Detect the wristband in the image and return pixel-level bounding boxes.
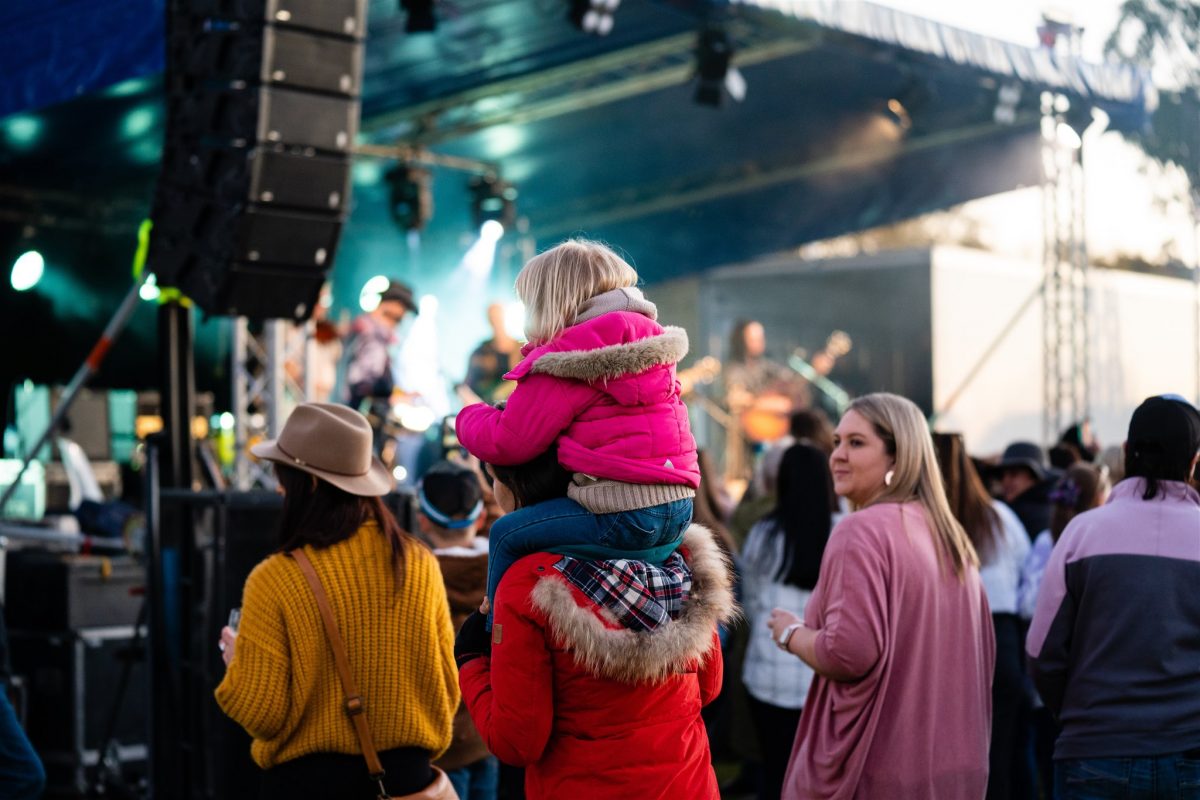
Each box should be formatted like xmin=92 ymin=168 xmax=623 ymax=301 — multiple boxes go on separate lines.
xmin=775 ymin=621 xmax=805 ymax=651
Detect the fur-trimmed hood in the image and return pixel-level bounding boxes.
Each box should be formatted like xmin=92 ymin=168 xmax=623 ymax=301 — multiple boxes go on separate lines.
xmin=529 ymin=326 xmax=687 ymax=383
xmin=505 ymin=310 xmax=688 ymax=384
xmin=529 ymin=524 xmax=738 ymax=685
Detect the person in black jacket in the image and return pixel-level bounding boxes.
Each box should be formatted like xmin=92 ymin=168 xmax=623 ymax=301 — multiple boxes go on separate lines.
xmin=993 ymin=441 xmax=1056 ymax=540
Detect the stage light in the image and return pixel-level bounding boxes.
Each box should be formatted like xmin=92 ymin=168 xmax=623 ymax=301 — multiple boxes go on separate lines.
xmin=359 ymin=275 xmax=391 ymax=312
xmin=121 ymin=105 xmax=158 ymax=139
xmin=140 ymin=273 xmax=161 ymax=302
xmin=480 ymin=220 xmax=505 ymax=241
xmin=392 ymin=465 xmax=409 ymax=481
xmin=993 ymin=83 xmax=1022 ymax=125
xmin=402 ymin=0 xmax=437 ymax=32
xmin=10 ymin=250 xmax=44 ymax=292
xmin=569 ymin=0 xmax=621 ymax=36
xmin=1056 ymin=122 xmax=1082 ymax=150
xmin=885 ymin=98 xmax=912 ymax=130
xmin=386 ymin=164 xmax=434 ymax=231
xmin=884 ymin=78 xmax=934 ymax=132
xmin=694 ymin=27 xmax=732 ymax=107
xmin=2 ymin=114 xmax=43 ymax=151
xmin=469 ymin=175 xmax=517 ymax=231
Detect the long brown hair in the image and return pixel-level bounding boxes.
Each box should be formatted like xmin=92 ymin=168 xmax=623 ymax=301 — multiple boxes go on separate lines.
xmin=274 ymin=463 xmax=410 ymax=586
xmin=847 ymin=394 xmax=979 ymax=578
xmin=932 ymin=432 xmax=1002 ymax=563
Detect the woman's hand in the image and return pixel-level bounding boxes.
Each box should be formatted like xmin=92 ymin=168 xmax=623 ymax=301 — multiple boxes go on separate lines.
xmin=767 ymin=607 xmax=803 ymax=645
xmin=218 ymin=626 xmax=237 ymax=666
xmin=479 ymin=597 xmax=491 ymax=615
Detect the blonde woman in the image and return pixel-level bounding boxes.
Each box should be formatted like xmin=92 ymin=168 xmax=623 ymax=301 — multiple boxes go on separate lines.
xmin=767 ymin=393 xmax=994 ymax=799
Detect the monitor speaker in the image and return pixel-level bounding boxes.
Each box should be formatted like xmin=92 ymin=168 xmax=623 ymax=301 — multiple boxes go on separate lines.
xmin=149 ymin=0 xmax=367 ymax=321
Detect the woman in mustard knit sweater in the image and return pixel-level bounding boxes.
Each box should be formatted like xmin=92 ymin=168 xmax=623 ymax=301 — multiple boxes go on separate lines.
xmin=215 ymin=403 xmax=459 ymax=798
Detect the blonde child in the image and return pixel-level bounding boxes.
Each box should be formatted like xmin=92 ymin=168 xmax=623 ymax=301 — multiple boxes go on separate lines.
xmin=454 ymin=239 xmax=699 ymax=624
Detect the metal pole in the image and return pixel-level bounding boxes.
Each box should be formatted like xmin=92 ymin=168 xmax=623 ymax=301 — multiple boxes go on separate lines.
xmin=1194 ymin=193 xmax=1200 ymax=405
xmin=264 ymin=319 xmax=287 ymax=437
xmin=303 ymin=320 xmax=317 ymax=402
xmin=0 ymin=278 xmax=145 ymax=514
xmin=232 ymin=319 xmax=250 ymax=490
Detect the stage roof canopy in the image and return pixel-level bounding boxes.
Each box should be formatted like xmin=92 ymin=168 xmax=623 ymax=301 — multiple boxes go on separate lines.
xmin=0 ymin=0 xmax=1156 ymax=282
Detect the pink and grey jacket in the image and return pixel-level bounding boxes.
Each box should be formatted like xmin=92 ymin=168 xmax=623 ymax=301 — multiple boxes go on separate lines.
xmin=454 ymin=288 xmax=699 ymax=490
xmin=1026 ymin=477 xmax=1200 ymax=759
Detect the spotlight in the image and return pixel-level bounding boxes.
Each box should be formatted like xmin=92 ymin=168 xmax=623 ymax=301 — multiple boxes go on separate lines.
xmin=359 ymin=275 xmax=391 ymax=312
xmin=469 ymin=175 xmax=517 ymax=232
xmin=386 ymin=164 xmax=433 ymax=232
xmin=694 ymin=27 xmax=732 ymax=107
xmin=569 ymin=0 xmax=621 ymax=36
xmin=993 ymin=83 xmax=1022 ymax=125
xmin=10 ymin=250 xmax=44 ymax=292
xmin=402 ymin=0 xmax=437 ymax=33
xmin=884 ymin=77 xmax=935 ymax=132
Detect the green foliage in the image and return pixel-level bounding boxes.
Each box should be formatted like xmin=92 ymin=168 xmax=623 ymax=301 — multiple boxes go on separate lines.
xmin=1104 ymin=1 xmax=1200 ymax=191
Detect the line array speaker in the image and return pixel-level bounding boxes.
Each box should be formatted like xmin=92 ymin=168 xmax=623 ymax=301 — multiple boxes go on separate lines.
xmin=149 ymin=0 xmax=367 ymax=321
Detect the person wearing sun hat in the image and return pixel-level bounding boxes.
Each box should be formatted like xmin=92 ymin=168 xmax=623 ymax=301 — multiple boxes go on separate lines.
xmin=1027 ymin=394 xmax=1200 ymax=798
xmin=214 ymin=403 xmax=459 ymax=799
xmin=342 ymin=278 xmax=419 ymax=413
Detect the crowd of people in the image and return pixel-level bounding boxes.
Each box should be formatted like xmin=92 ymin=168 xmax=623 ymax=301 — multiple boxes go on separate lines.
xmin=199 ymin=238 xmax=1200 ymax=800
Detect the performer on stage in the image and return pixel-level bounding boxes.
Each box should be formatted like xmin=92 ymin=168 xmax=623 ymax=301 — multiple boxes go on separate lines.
xmin=341 ymin=280 xmax=417 ymax=414
xmin=722 ymin=320 xmax=810 ymax=480
xmin=462 ymin=303 xmax=521 ymax=406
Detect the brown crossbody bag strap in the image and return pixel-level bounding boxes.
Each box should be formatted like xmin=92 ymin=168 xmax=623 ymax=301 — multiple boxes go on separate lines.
xmin=290 ymin=548 xmax=388 ymax=792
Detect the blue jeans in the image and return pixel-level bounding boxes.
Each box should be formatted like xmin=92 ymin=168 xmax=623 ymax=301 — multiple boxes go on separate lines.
xmin=0 ymin=691 xmax=44 ymax=800
xmin=485 ymin=497 xmax=692 ymax=628
xmin=445 ymin=756 xmax=499 ymax=800
xmin=1056 ymin=754 xmax=1200 ymax=799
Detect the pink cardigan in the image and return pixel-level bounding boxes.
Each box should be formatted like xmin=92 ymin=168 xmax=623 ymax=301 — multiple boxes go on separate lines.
xmin=454 ymin=310 xmax=699 ymax=489
xmin=784 ymin=502 xmax=994 ymax=799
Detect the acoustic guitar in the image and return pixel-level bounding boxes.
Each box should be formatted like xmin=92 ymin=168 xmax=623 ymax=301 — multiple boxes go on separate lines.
xmin=737 ymin=331 xmax=853 ymax=444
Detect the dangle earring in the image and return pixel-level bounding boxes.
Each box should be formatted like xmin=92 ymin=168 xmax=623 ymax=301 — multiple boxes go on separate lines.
xmin=884 ymin=469 xmax=895 ymax=487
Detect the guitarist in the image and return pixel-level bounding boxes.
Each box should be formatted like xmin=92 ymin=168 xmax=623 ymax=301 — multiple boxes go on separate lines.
xmin=722 ymin=320 xmax=811 ymax=480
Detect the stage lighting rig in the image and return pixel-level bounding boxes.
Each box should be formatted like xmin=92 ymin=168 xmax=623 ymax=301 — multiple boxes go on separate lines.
xmin=469 ymin=175 xmax=517 ymax=233
xmin=569 ymin=0 xmax=621 ymax=36
xmin=402 ymin=0 xmax=437 ymax=33
xmin=387 ymin=164 xmax=434 ymax=231
xmin=694 ymin=26 xmax=733 ymax=107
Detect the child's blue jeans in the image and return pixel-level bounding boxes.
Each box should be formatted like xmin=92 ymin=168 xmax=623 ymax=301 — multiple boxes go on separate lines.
xmin=484 ymin=497 xmax=693 ymax=629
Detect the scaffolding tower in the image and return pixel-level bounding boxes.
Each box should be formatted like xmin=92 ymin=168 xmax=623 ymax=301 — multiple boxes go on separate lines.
xmin=231 ymin=318 xmax=312 ymax=489
xmin=1041 ymin=90 xmax=1090 ymax=445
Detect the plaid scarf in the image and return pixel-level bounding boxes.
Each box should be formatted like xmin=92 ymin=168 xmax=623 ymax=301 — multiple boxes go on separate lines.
xmin=554 ymin=551 xmax=692 ymax=632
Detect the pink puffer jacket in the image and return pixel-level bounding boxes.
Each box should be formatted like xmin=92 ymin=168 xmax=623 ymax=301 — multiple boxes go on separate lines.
xmin=455 ymin=305 xmax=698 ymax=489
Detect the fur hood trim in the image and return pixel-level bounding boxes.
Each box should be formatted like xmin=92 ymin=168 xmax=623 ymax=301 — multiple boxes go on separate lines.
xmin=529 ymin=326 xmax=688 ymax=382
xmin=529 ymin=524 xmax=738 ymax=685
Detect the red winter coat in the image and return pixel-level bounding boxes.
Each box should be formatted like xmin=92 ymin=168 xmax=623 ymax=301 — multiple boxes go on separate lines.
xmin=454 ymin=309 xmax=700 ymax=489
xmin=459 ymin=525 xmax=736 ymax=799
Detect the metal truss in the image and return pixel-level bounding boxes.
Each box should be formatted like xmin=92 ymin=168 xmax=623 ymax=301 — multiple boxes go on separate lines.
xmin=1041 ymin=92 xmax=1090 ymax=445
xmin=362 ymin=22 xmax=819 ymax=145
xmin=230 ymin=318 xmax=311 ymax=490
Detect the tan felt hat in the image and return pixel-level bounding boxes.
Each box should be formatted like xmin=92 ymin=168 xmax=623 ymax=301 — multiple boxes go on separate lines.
xmin=250 ymin=403 xmax=394 ymax=497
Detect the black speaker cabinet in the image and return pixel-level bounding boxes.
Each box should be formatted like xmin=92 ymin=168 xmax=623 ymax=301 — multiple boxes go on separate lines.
xmin=149 ymin=0 xmax=366 ymax=321
xmin=11 ymin=627 xmax=148 ymax=796
xmin=5 ymin=552 xmax=144 ymax=633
